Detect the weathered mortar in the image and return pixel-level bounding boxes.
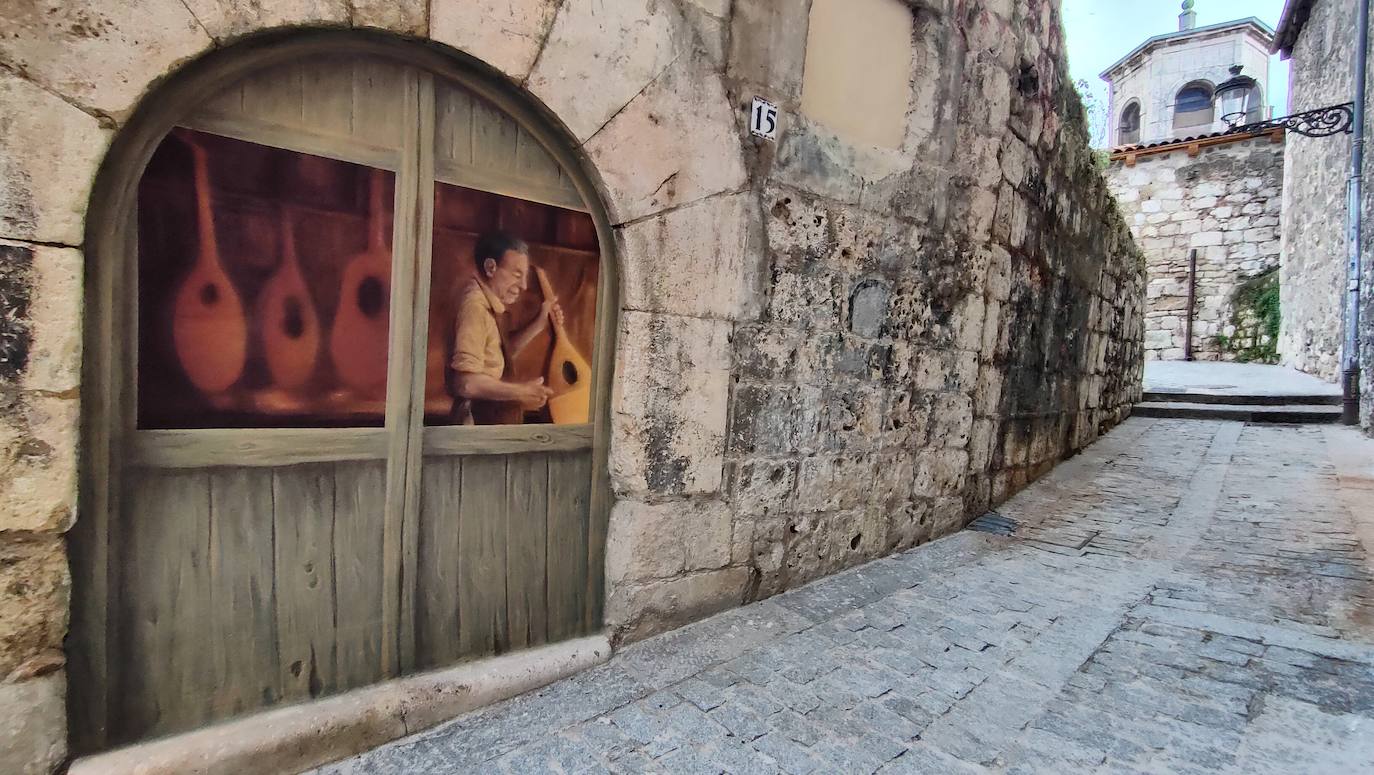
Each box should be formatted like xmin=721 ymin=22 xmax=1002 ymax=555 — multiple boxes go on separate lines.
xmin=0 ymin=0 xmax=1143 ymax=767
xmin=1106 ymin=135 xmax=1285 ymax=363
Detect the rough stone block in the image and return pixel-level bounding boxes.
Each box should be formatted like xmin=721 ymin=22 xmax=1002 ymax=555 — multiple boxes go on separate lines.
xmin=0 ymin=243 xmax=83 ymax=394
xmin=0 ymin=394 xmax=78 ymax=534
xmin=607 ymin=566 xmax=750 ymax=642
xmin=728 ymin=383 xmax=817 ymax=457
xmin=184 ymin=0 xmax=350 ymax=39
xmin=928 ymin=392 xmax=974 ymax=449
xmin=729 ymin=459 xmax=798 ymax=517
xmin=584 ymin=54 xmax=746 ymax=224
xmin=527 ymin=0 xmax=686 ymax=142
xmin=431 ymin=0 xmax=558 ymax=81
xmin=0 ymin=534 xmax=69 ymax=677
xmin=618 ymin=192 xmax=760 ymax=320
xmin=767 ymin=270 xmax=843 ymax=331
xmin=913 ymin=448 xmax=969 ymax=498
xmin=351 ymin=0 xmax=426 ymax=34
xmin=795 ymin=454 xmax=877 ymax=513
xmin=605 ymin=499 xmax=733 ymax=585
xmin=771 ymin=116 xmax=868 ymax=205
xmin=0 ymin=672 xmax=65 ymax=775
xmin=0 ymin=74 xmax=110 ymax=246
xmin=726 ymin=0 xmax=812 ymax=101
xmin=0 ymin=2 xmax=211 ymax=117
xmin=611 ymin=311 xmax=731 ymax=496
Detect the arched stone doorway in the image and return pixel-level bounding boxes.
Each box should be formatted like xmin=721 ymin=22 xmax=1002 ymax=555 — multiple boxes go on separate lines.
xmin=70 ymin=30 xmax=619 ymax=753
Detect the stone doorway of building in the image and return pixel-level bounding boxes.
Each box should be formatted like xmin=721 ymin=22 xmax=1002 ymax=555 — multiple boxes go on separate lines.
xmin=68 ymin=33 xmax=616 ymax=755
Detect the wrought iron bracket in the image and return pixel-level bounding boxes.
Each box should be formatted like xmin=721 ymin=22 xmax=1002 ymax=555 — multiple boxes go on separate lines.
xmin=1223 ymin=103 xmax=1356 ymax=138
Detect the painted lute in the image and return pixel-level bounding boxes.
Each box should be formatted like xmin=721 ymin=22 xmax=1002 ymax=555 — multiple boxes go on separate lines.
xmin=533 ymin=266 xmax=591 ymax=425
xmin=258 ymin=210 xmax=321 ymax=391
xmin=171 ymin=137 xmax=248 ymax=395
xmin=329 ymin=169 xmax=392 ymax=397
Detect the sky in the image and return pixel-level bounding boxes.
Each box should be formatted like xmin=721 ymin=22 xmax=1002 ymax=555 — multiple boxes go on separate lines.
xmin=1061 ymin=0 xmax=1291 ymax=141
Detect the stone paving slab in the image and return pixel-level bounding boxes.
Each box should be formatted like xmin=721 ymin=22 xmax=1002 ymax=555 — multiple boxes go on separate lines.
xmin=1144 ymin=361 xmax=1343 ymax=397
xmin=312 ymin=418 xmax=1374 ymax=774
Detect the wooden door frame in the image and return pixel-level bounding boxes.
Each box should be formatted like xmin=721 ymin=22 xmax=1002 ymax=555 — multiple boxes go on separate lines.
xmin=72 ymin=29 xmax=618 ymax=753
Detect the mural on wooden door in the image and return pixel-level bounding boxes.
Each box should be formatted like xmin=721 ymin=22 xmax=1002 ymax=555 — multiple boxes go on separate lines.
xmin=73 ymin=50 xmax=612 ymax=754
xmin=139 ymin=128 xmax=598 ymax=429
xmin=427 ymin=182 xmax=598 ymax=427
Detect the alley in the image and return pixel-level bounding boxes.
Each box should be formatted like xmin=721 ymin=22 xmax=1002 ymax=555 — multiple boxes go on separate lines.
xmin=315 ymin=418 xmax=1374 ymax=774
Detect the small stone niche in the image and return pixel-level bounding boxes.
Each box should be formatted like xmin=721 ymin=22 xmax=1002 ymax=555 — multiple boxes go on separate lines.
xmin=800 ymin=0 xmax=914 ymax=150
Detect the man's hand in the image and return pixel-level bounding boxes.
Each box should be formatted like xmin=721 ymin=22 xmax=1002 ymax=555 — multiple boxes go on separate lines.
xmin=542 ymin=299 xmax=565 ymax=329
xmin=516 ymin=377 xmax=555 ymax=409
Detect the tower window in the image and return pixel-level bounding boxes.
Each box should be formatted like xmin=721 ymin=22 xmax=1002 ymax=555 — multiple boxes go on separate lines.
xmin=1173 ymin=82 xmax=1215 ymax=133
xmin=1119 ymin=102 xmax=1141 ymax=146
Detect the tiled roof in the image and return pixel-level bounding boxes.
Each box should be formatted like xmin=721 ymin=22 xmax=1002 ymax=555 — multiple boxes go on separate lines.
xmin=1112 ymin=129 xmax=1235 ymax=153
xmin=1108 ymin=127 xmax=1283 ymax=159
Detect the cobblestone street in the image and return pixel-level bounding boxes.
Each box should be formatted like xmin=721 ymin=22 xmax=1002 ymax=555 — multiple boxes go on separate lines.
xmin=315 ymin=418 xmax=1374 ymax=774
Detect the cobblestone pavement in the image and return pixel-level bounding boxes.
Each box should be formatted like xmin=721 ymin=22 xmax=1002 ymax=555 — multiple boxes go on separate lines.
xmin=314 ymin=419 xmax=1374 ymax=774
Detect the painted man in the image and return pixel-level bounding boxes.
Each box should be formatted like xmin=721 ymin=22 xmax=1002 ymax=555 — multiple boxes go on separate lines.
xmin=449 ymin=232 xmax=562 ymax=425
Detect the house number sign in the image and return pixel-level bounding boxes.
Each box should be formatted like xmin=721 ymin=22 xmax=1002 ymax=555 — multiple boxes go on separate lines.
xmin=750 ymin=97 xmax=779 ymax=140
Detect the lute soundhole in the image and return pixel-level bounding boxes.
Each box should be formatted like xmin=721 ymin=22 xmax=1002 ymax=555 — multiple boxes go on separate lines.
xmin=200 ymin=283 xmax=220 ymax=305
xmin=283 ymin=298 xmax=305 ymax=339
xmin=562 ymin=361 xmax=579 ymax=385
xmin=357 ymin=276 xmax=385 ymax=318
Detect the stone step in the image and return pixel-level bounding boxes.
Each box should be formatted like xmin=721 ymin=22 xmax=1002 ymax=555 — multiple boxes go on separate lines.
xmin=1142 ymin=391 xmax=1343 ymax=407
xmin=1134 ymin=401 xmax=1342 ymax=424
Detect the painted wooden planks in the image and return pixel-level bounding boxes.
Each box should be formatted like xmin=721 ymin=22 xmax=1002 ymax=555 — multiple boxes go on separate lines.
xmin=431 ymin=78 xmax=585 ymax=211
xmin=515 ymin=127 xmax=563 ymax=188
xmin=546 ymin=452 xmax=593 ymax=642
xmin=418 ymin=450 xmax=593 ymax=662
xmin=114 ymin=470 xmax=214 ymax=744
xmin=207 ymin=468 xmax=281 ymax=719
xmin=434 ymin=80 xmax=474 ymax=169
xmin=239 ymin=61 xmax=304 ymax=128
xmin=415 ymin=456 xmax=462 ymax=669
xmin=299 ymin=58 xmax=354 ymax=139
xmin=272 ymin=464 xmax=338 ymax=702
xmin=505 ymin=453 xmax=550 ymax=649
xmin=333 ymin=461 xmax=388 ymax=688
xmin=457 ymin=455 xmax=508 ymax=656
xmin=352 ymin=59 xmax=407 ymax=149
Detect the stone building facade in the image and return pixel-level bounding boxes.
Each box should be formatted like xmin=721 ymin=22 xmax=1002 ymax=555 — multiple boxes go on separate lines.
xmin=1275 ymin=0 xmax=1373 ymax=434
xmin=1107 ymin=132 xmax=1285 ymax=361
xmin=1101 ymin=9 xmax=1274 ymax=149
xmin=0 ymin=0 xmax=1144 ymax=770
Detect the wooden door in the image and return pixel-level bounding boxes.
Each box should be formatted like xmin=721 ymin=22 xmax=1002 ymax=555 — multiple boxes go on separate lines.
xmin=408 ymin=79 xmax=607 ymax=669
xmin=71 ymin=47 xmax=611 ymax=753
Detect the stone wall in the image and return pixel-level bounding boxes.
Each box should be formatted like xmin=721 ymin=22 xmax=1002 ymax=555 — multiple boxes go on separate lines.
xmin=1106 ymin=134 xmax=1284 ymax=362
xmin=1282 ymin=0 xmax=1374 ymax=433
xmin=0 ymin=0 xmax=1144 ymax=768
xmin=1280 ymin=0 xmax=1357 ymax=384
